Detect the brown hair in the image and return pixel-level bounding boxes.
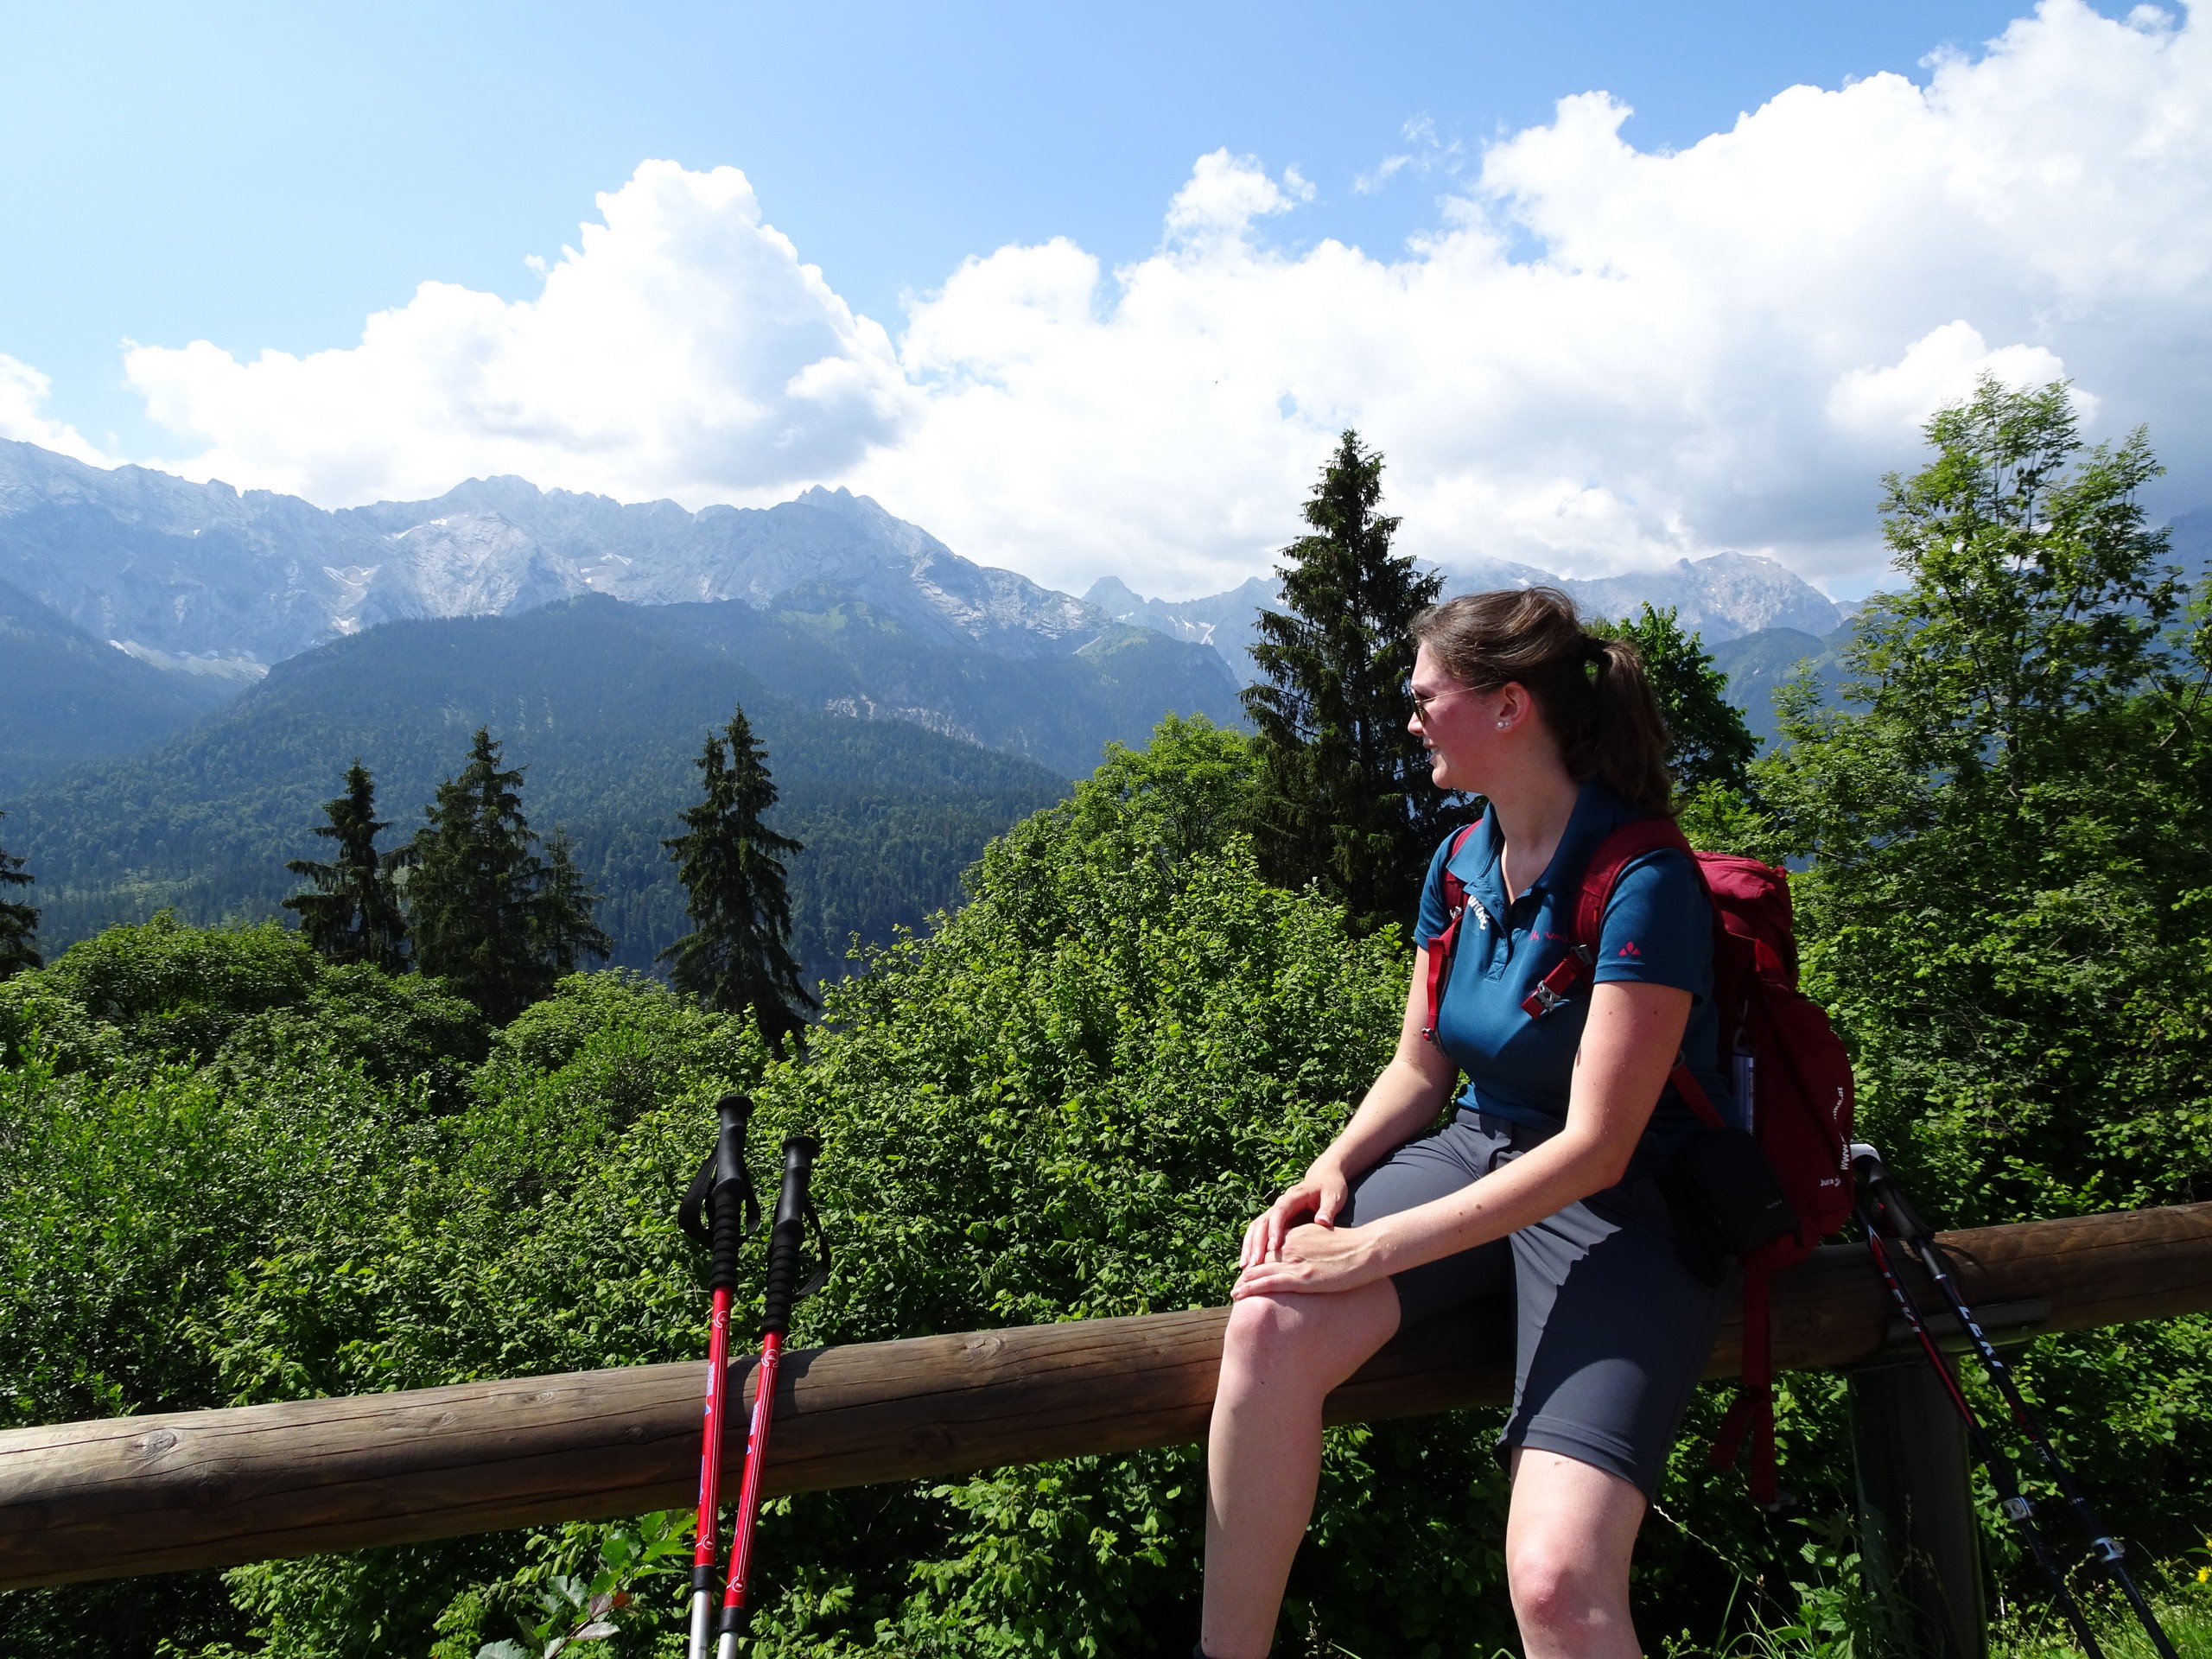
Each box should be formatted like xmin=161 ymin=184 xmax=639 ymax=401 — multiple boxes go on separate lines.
xmin=1408 ymin=587 xmax=1674 ymax=815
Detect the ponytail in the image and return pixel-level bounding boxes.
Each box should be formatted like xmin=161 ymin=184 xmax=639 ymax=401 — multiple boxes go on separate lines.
xmin=1408 ymin=588 xmax=1675 ymax=816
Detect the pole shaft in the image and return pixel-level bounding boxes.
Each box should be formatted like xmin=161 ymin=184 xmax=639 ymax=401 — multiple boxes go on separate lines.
xmin=723 ymin=1331 xmax=785 ymax=1617
xmin=686 ymin=1287 xmax=735 ymax=1659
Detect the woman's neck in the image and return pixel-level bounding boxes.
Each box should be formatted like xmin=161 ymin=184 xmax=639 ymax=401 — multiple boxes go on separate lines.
xmin=1487 ymin=761 xmax=1585 ymax=903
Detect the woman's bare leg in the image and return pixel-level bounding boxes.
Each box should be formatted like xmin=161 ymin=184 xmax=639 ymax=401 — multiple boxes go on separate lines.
xmin=1200 ymin=1281 xmax=1401 ymax=1659
xmin=1503 ymin=1449 xmax=1648 ymax=1659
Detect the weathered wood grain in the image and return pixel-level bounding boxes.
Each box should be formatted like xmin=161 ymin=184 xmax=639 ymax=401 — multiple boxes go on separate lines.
xmin=3 ymin=1202 xmax=2207 ymax=1589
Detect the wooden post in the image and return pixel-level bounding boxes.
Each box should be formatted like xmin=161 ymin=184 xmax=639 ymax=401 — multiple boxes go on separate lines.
xmin=2 ymin=1201 xmax=2209 ymax=1590
xmin=1850 ymin=1355 xmax=1986 ymax=1659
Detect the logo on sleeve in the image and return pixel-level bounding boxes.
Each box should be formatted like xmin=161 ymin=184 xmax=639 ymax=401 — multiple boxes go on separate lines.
xmin=1617 ymin=941 xmax=1642 ymax=957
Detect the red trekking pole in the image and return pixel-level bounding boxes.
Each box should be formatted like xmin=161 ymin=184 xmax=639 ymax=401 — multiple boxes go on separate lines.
xmin=714 ymin=1134 xmax=829 ymax=1659
xmin=677 ymin=1094 xmax=760 ymax=1659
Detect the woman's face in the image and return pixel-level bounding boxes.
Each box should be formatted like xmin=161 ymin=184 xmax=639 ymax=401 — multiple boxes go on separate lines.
xmin=1408 ymin=641 xmax=1530 ymax=795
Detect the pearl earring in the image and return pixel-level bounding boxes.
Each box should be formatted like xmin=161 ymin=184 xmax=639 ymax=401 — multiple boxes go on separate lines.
xmin=1495 ymin=718 xmax=1509 ymax=729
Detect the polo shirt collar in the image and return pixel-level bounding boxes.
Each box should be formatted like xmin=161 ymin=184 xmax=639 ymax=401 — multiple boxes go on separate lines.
xmin=1452 ymin=779 xmax=1631 ymax=913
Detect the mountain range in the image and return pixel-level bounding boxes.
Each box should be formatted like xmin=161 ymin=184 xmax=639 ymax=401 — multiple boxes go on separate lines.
xmin=11 ymin=432 xmax=2202 ymax=975
xmin=2 ymin=435 xmax=1854 ymax=686
xmin=1088 ymin=555 xmax=1850 ymax=687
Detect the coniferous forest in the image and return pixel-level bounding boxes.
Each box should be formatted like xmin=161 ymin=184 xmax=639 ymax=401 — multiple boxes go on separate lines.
xmin=3 ymin=385 xmax=2212 ymax=1657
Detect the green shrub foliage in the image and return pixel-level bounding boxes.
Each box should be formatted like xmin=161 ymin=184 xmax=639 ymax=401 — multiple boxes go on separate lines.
xmin=5 ymin=391 xmax=2212 ymax=1656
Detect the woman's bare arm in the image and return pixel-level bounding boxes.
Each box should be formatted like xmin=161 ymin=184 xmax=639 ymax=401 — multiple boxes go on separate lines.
xmin=1234 ymin=979 xmax=1692 ymax=1296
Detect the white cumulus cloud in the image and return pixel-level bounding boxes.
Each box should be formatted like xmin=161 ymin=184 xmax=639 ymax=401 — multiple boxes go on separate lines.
xmin=857 ymin=0 xmax=2212 ymax=595
xmin=122 ymin=160 xmax=915 ymax=506
xmin=24 ymin=0 xmax=2212 ymax=600
xmin=0 ymin=355 xmax=114 ymax=467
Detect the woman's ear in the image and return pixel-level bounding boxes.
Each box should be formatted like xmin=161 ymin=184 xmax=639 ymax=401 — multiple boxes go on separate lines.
xmin=1492 ymin=683 xmax=1533 ymax=732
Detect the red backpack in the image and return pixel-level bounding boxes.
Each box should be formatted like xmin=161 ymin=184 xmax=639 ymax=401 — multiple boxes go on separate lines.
xmin=1423 ymin=817 xmax=1855 ymax=1509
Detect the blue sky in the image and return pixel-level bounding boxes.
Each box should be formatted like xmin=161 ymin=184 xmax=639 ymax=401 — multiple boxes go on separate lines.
xmin=4 ymin=2 xmax=2041 ymax=453
xmin=3 ymin=2 xmax=2198 ymax=601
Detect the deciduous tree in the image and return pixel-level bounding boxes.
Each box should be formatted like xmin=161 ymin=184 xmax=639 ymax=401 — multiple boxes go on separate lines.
xmin=1760 ymin=376 xmax=2212 ymax=1226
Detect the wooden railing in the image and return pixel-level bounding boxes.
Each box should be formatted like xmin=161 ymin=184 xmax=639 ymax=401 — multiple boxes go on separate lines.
xmin=3 ymin=1201 xmax=2209 ymax=1591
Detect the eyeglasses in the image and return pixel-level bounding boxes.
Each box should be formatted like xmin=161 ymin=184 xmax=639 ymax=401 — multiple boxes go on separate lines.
xmin=1407 ymin=683 xmax=1455 ymax=725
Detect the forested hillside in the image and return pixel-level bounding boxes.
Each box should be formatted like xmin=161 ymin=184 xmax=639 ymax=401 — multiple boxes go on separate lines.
xmin=4 ymin=593 xmax=1169 ymax=979
xmin=0 ymin=579 xmax=238 ymax=792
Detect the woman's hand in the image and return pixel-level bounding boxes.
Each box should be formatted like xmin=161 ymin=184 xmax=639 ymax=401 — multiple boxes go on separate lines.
xmin=1232 ymin=1218 xmax=1390 ymax=1299
xmin=1239 ymin=1161 xmax=1352 ymax=1270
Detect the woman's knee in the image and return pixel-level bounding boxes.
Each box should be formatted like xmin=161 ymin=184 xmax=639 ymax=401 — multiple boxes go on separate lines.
xmin=1218 ymin=1285 xmax=1397 ymax=1398
xmin=1220 ymin=1293 xmax=1322 ymax=1376
xmin=1505 ymin=1517 xmax=1632 ymax=1640
xmin=1505 ymin=1452 xmax=1641 ymax=1635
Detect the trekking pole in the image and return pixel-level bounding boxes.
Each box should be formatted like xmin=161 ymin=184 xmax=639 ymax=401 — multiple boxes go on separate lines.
xmin=1848 ymin=1147 xmax=2104 ymax=1657
xmin=715 ymin=1134 xmax=830 ymax=1659
xmin=677 ymin=1094 xmax=760 ymax=1659
xmin=1853 ymin=1145 xmax=2180 ymax=1659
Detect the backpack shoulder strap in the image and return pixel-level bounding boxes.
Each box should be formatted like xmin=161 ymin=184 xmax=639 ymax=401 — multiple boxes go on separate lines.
xmin=1569 ymin=817 xmax=1696 ymax=949
xmin=1520 ymin=816 xmax=1695 ymax=1020
xmin=1421 ymin=821 xmax=1486 ymax=1045
xmin=1522 ymin=815 xmax=1727 ymax=1129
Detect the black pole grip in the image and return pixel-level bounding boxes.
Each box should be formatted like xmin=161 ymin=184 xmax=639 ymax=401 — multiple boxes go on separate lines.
xmin=760 ymin=1135 xmax=821 ymax=1337
xmin=677 ymin=1094 xmax=756 ymax=1294
xmin=708 ymin=1095 xmax=756 ymax=1294
xmin=1849 ymin=1141 xmax=1932 ymax=1244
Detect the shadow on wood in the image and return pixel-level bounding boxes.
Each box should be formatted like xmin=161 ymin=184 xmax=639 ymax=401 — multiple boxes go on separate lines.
xmin=3 ymin=1201 xmax=2209 ymax=1590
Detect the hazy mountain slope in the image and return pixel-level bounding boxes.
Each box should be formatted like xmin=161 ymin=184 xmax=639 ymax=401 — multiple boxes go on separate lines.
xmin=6 ymin=596 xmax=1078 ymax=980
xmin=0 ymin=580 xmax=239 ymax=793
xmin=1103 ymin=554 xmax=1847 ymax=684
xmin=642 ymin=588 xmax=1240 ymax=776
xmin=1085 ymin=575 xmax=1278 ymax=680
xmin=1538 ymin=551 xmax=1845 ymax=640
xmin=0 ymin=439 xmax=1125 ymax=667
xmin=1709 ymin=624 xmax=1857 ymax=747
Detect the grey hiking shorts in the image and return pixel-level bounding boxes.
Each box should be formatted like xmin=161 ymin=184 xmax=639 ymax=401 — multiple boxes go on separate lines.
xmin=1338 ymin=1109 xmax=1732 ymax=1501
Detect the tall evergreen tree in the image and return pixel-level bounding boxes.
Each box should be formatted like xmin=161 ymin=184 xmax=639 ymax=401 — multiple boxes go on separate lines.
xmin=1243 ymin=429 xmax=1449 ymax=929
xmin=536 ymin=830 xmax=614 ymax=978
xmin=407 ymin=728 xmax=607 ymax=1022
xmin=283 ymin=760 xmax=410 ymax=972
xmin=662 ymin=706 xmax=813 ymax=1050
xmin=0 ymin=810 xmax=40 ymax=980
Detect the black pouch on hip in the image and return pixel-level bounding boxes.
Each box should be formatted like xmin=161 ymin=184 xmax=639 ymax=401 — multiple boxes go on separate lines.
xmin=1659 ymin=1126 xmax=1797 ymax=1283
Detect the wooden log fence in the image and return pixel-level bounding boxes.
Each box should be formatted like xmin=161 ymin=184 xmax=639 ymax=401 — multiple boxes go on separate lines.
xmin=3 ymin=1201 xmax=2210 ymax=1591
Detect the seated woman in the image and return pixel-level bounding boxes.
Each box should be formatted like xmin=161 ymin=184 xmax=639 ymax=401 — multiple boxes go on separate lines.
xmin=1200 ymin=587 xmax=1734 ymax=1659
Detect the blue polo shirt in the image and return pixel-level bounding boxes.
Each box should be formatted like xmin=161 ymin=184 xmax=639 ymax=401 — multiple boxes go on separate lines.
xmin=1416 ymin=779 xmax=1735 ymax=1145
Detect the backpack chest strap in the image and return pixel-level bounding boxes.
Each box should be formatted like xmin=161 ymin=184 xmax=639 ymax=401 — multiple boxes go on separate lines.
xmin=1421 ymin=822 xmax=1486 ymax=1045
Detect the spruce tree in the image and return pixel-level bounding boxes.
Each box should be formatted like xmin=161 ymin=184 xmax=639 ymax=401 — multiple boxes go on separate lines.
xmin=1243 ymin=429 xmax=1449 ymax=930
xmin=407 ymin=728 xmax=607 ymax=1022
xmin=283 ymin=760 xmax=410 ymax=972
xmin=661 ymin=706 xmax=813 ymax=1051
xmin=536 ymin=830 xmax=614 ymax=978
xmin=0 ymin=811 xmax=40 ymax=980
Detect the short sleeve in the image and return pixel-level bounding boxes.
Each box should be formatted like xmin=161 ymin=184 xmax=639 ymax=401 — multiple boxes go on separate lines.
xmin=1591 ymin=849 xmax=1713 ymax=999
xmin=1415 ymin=830 xmax=1462 ymax=949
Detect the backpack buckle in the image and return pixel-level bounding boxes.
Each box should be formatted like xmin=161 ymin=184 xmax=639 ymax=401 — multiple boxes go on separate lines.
xmin=1524 ymin=979 xmax=1572 ymax=1016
